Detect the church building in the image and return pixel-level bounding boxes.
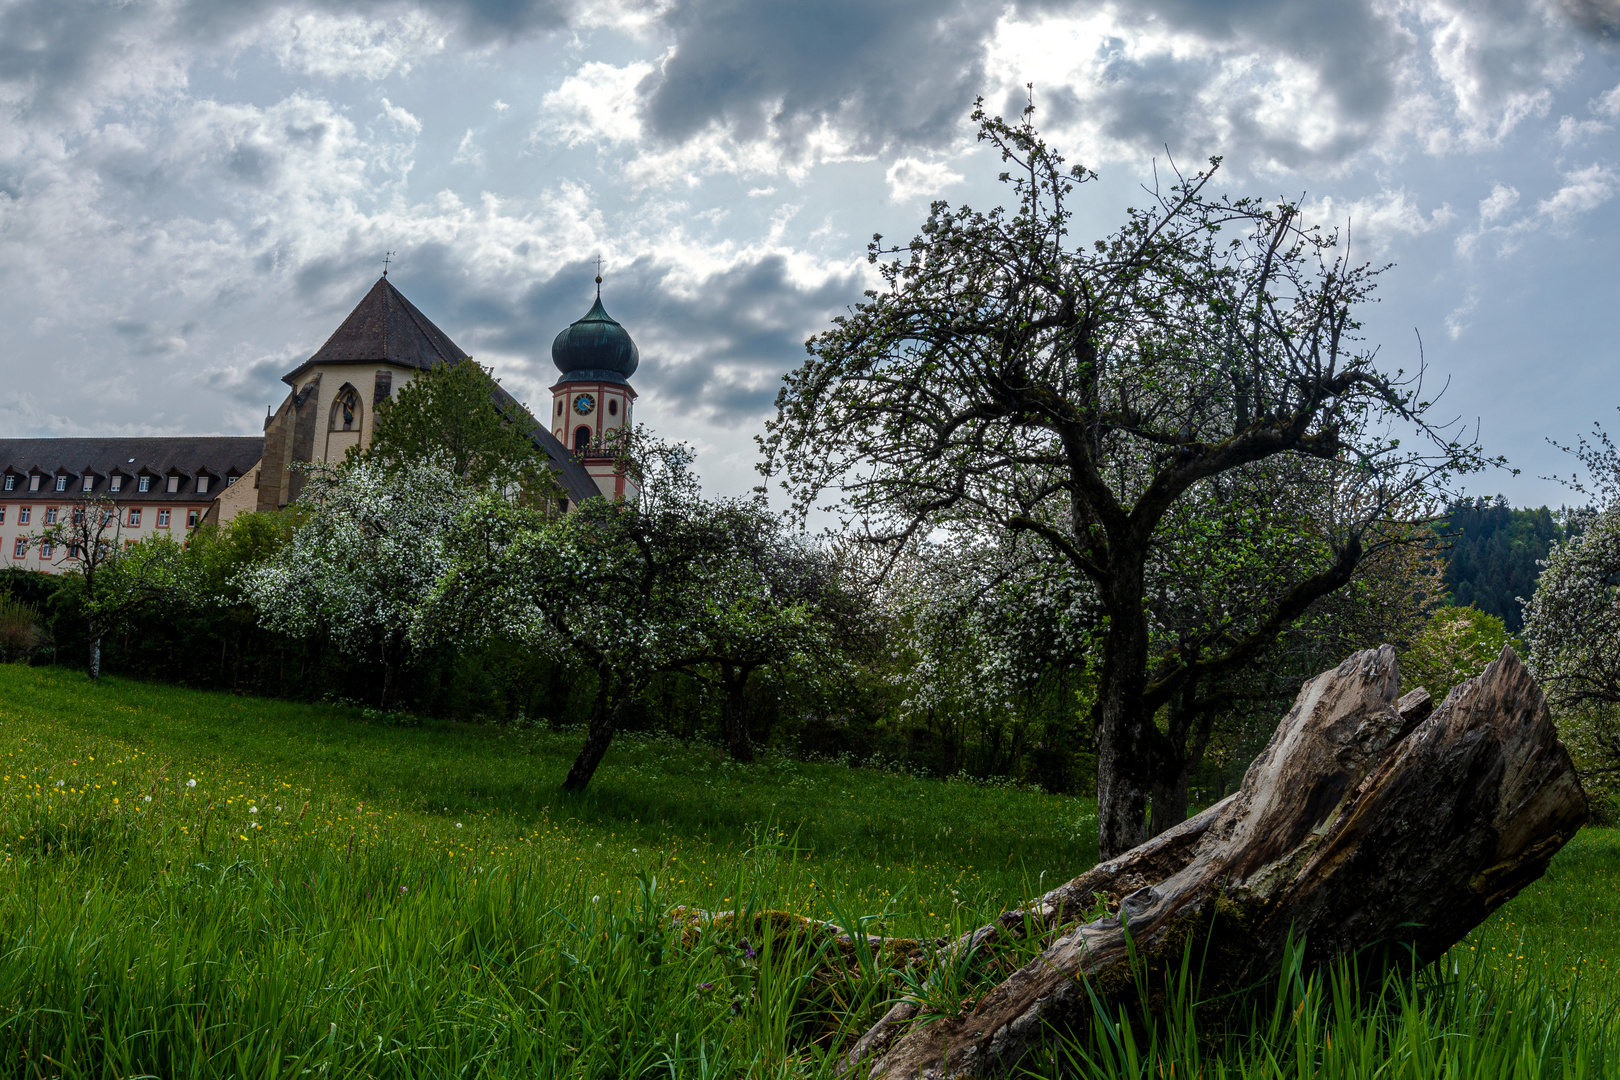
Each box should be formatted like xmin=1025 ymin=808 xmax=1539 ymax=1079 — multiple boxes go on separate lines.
xmin=1 ymin=276 xmax=643 ymax=573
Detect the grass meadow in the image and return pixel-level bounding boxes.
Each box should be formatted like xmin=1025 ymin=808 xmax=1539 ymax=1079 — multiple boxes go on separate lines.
xmin=0 ymin=664 xmax=1616 ymax=1077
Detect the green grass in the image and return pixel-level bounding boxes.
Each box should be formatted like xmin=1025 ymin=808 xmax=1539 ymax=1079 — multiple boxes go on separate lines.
xmin=0 ymin=664 xmax=1616 ymax=1077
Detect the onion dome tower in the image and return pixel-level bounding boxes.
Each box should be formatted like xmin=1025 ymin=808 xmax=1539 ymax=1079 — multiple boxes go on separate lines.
xmin=550 ymin=272 xmax=639 ymax=500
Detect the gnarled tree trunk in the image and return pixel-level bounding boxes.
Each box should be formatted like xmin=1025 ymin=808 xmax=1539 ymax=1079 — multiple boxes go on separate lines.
xmin=847 ymin=646 xmax=1586 ymax=1078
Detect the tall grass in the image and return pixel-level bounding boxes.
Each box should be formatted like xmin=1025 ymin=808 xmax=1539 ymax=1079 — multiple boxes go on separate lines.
xmin=0 ymin=665 xmax=1615 ymax=1077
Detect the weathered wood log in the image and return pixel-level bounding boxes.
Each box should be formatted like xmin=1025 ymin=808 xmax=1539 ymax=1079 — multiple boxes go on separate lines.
xmin=849 ymin=646 xmax=1587 ymax=1079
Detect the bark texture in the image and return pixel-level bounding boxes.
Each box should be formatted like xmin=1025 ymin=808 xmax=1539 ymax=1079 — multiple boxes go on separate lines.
xmin=848 ymin=646 xmax=1585 ymax=1079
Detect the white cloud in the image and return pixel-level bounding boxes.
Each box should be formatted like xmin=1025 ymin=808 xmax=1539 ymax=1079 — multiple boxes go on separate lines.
xmin=1593 ymin=82 xmax=1620 ymax=119
xmin=885 ymin=156 xmax=966 ymax=202
xmin=380 ymin=98 xmax=423 ymax=135
xmin=1535 ymin=163 xmax=1617 ymax=226
xmin=1459 ymin=167 xmax=1615 ymax=256
xmin=1445 ymin=289 xmax=1478 ymax=339
xmin=452 ymin=128 xmax=483 ymax=168
xmin=537 ymin=60 xmax=656 ymax=146
xmin=1303 ymin=189 xmax=1454 ymax=255
xmin=269 ymin=12 xmax=447 ymax=81
xmin=1478 ymin=182 xmax=1519 ymax=224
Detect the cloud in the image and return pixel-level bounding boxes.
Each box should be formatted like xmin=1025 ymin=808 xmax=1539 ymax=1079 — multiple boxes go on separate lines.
xmin=380 ymin=98 xmax=424 ymax=135
xmin=269 ymin=11 xmax=448 ymax=80
xmin=1478 ymin=182 xmax=1520 ymax=223
xmin=1535 ymin=162 xmax=1617 ymax=225
xmin=452 ymin=128 xmax=483 ymax=167
xmin=1459 ymin=166 xmax=1616 ymax=255
xmin=1302 ymin=189 xmax=1455 ymax=255
xmin=537 ymin=59 xmax=657 ymax=145
xmin=885 ymin=157 xmax=966 ymax=202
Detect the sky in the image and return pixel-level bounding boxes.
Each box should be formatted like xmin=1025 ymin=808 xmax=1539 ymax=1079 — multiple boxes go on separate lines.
xmin=2 ymin=0 xmax=1618 ymax=507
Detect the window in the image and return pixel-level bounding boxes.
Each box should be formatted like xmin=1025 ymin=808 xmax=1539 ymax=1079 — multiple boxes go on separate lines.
xmin=225 ymin=475 xmax=236 ymax=486
xmin=17 ymin=507 xmax=29 ymax=525
xmin=54 ymin=476 xmax=67 ymax=492
xmin=609 ymin=398 xmax=618 ymax=416
xmin=556 ymin=400 xmax=564 ymax=416
xmin=0 ymin=507 xmax=5 ymax=525
xmin=138 ymin=475 xmax=151 ymax=493
xmin=331 ymin=386 xmax=360 ymax=431
xmin=127 ymin=508 xmax=142 ymax=527
xmin=11 ymin=538 xmax=23 ymax=558
xmin=110 ymin=476 xmax=122 ymax=492
xmin=28 ymin=475 xmax=41 ymax=492
xmin=197 ymin=476 xmax=210 ymax=494
xmin=100 ymin=510 xmax=114 ymax=527
xmin=574 ymin=426 xmax=591 ymax=453
xmin=2 ymin=475 xmax=13 ymax=491
xmin=45 ymin=507 xmax=58 ymax=525
xmin=186 ymin=509 xmax=199 ymax=528
xmin=39 ymin=541 xmax=52 ymax=559
xmin=71 ymin=508 xmax=84 ymax=526
xmin=156 ymin=509 xmax=170 ymax=528
xmin=68 ymin=544 xmax=81 ymax=560
xmin=81 ymin=476 xmax=93 ymax=492
xmin=166 ymin=475 xmax=180 ymax=493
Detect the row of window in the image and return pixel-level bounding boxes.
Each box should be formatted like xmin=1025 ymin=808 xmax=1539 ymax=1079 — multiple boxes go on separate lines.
xmin=10 ymin=538 xmax=126 ymax=560
xmin=1 ymin=507 xmax=199 ymax=529
xmin=1 ymin=473 xmax=236 ymax=494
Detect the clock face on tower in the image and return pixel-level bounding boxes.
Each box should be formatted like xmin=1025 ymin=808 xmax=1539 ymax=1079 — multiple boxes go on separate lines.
xmin=573 ymin=394 xmax=596 ymax=415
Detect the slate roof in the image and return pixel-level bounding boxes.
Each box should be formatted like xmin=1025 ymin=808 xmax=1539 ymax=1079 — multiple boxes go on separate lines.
xmin=488 ymin=384 xmax=602 ymax=506
xmin=284 ymin=276 xmax=471 ymax=384
xmin=0 ymin=437 xmax=265 ymax=503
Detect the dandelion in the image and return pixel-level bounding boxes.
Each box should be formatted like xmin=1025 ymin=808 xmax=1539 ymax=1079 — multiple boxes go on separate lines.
xmin=592 ymin=895 xmax=601 ymax=903
xmin=187 ymin=779 xmax=196 ymax=788
xmin=456 ymin=822 xmax=463 ymax=829
xmin=144 ymin=795 xmax=151 ymax=802
xmin=249 ymin=806 xmax=258 ymax=814
xmin=54 ymin=779 xmax=63 ymax=787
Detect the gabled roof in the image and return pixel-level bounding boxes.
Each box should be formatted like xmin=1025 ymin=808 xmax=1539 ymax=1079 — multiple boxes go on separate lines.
xmin=284 ymin=276 xmax=470 ymax=384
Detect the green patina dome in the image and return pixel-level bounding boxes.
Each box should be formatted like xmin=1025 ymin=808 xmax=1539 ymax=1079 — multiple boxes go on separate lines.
xmin=551 ymin=295 xmax=639 ymax=384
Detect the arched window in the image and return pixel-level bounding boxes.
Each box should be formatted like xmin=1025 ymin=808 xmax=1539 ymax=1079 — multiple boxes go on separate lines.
xmin=608 ymin=399 xmax=618 ymax=416
xmin=330 ymin=386 xmax=360 ymax=431
xmin=574 ymin=426 xmax=591 ymax=453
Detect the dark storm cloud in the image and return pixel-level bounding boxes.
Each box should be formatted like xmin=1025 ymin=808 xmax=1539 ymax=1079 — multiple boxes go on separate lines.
xmin=639 ymin=0 xmax=995 ymax=156
xmin=388 ymin=251 xmax=866 ymax=426
xmin=630 ymin=0 xmax=1413 ymax=166
xmin=1560 ymin=0 xmax=1620 ymax=41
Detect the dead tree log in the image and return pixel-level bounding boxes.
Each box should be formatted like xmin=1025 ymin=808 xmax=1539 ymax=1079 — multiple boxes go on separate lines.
xmin=849 ymin=646 xmax=1586 ymax=1078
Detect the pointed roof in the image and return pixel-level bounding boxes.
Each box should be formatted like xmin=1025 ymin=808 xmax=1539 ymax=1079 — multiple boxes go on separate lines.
xmin=283 ymin=276 xmax=470 ymax=384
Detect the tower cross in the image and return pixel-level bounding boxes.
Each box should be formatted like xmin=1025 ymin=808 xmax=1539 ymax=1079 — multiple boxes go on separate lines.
xmin=595 ymin=255 xmax=603 ymax=296
xmin=383 ymin=250 xmax=396 ymax=277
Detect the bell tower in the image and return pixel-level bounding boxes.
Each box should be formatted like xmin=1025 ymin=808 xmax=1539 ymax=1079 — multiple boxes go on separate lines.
xmin=549 ymin=276 xmax=640 ymax=500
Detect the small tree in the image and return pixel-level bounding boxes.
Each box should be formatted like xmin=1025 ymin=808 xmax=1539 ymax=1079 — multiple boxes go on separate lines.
xmin=238 ymin=459 xmax=470 ymax=707
xmin=761 ymin=103 xmax=1489 ymax=857
xmin=429 ymin=439 xmax=838 ymax=788
xmin=33 ymin=496 xmax=185 ymax=678
xmin=678 ymin=505 xmax=873 ymax=761
xmin=366 ymin=358 xmax=555 ymax=497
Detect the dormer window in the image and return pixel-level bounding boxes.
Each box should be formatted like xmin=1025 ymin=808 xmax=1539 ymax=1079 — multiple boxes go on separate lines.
xmin=197 ymin=476 xmax=210 ymax=494
xmin=54 ymin=475 xmax=67 ymax=492
xmin=29 ymin=475 xmax=41 ymax=492
xmin=2 ymin=475 xmax=13 ymax=491
xmin=81 ymin=476 xmax=94 ymax=492
xmin=166 ymin=475 xmax=180 ymax=494
xmin=138 ymin=475 xmax=151 ymax=493
xmin=110 ymin=476 xmax=122 ymax=493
